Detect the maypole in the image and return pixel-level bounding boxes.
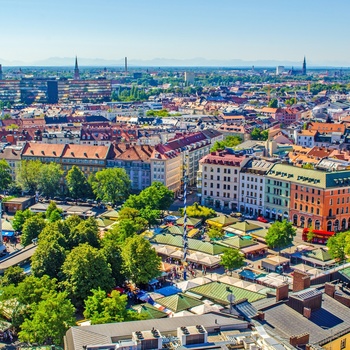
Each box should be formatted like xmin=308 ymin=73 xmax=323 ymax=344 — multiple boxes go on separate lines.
xmin=182 ymin=151 xmax=189 ymax=280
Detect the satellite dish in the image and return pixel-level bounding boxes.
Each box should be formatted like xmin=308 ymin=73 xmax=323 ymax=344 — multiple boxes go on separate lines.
xmin=227 ymin=293 xmax=235 ymax=304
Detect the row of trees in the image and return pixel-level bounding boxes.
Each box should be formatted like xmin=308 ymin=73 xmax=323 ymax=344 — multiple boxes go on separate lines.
xmin=0 ymin=160 xmax=132 ymax=205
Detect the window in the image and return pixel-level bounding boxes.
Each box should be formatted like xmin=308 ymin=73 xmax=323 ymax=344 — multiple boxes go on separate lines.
xmin=341 ymin=339 xmax=346 ymax=350
xmin=294 ymin=203 xmax=297 ymax=209
xmin=217 ymin=168 xmax=220 ymax=173
xmin=204 ymin=190 xmax=207 ymax=195
xmin=210 ymin=175 xmax=213 ymax=180
xmin=217 ymin=176 xmax=220 ymax=181
xmin=217 ymin=184 xmax=220 ymax=189
xmin=316 ymin=208 xmax=320 ymax=215
xmin=242 ymin=175 xmax=244 ymax=180
xmin=217 ymin=192 xmax=219 ymax=196
xmin=300 ymin=204 xmax=303 ymax=210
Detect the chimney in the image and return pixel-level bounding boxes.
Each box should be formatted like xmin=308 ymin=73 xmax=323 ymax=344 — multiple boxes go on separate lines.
xmin=293 ymin=270 xmax=311 ymax=292
xmin=276 ymin=283 xmax=289 ymax=302
xmin=303 ymin=307 xmax=311 ymax=319
xmin=290 ymin=333 xmax=310 ymax=347
xmin=324 ymin=283 xmax=335 ymax=297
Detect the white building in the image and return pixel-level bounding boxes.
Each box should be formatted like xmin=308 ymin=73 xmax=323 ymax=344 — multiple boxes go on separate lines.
xmin=198 ymin=150 xmax=250 ymax=211
xmin=294 ymin=129 xmax=317 ymax=148
xmin=239 ymin=159 xmax=274 ymax=216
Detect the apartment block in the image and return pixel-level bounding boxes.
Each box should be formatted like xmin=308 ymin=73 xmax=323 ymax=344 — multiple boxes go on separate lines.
xmin=198 ymin=150 xmax=250 ymax=211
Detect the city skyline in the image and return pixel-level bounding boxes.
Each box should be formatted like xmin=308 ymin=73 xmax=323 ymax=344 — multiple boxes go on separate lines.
xmin=1 ymin=0 xmax=350 ymax=66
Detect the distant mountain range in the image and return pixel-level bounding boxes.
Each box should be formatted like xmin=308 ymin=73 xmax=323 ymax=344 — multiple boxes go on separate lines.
xmin=0 ymin=56 xmax=349 ymax=68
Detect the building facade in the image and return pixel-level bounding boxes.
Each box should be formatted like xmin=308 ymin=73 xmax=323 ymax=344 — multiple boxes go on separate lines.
xmin=198 ymin=150 xmax=250 ymax=211
xmin=239 ymin=159 xmax=274 ymax=216
xmin=265 ymin=164 xmax=292 ymax=221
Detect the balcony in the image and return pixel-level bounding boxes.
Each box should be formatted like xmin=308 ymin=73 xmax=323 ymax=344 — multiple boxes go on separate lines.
xmin=326 ymin=215 xmax=336 ymax=220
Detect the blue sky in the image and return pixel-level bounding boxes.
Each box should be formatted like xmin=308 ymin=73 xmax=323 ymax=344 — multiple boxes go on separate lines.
xmin=0 ymin=0 xmax=349 ymax=66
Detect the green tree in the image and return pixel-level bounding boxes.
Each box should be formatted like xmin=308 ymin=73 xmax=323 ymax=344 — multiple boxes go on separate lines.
xmin=251 ymin=127 xmax=268 ymax=141
xmin=265 ymin=220 xmax=296 ymax=250
xmin=84 ymin=288 xmax=131 ymax=324
xmin=61 ymin=243 xmax=114 ymax=306
xmin=18 ymin=292 xmax=75 ymax=345
xmin=181 ymin=202 xmax=215 ymax=219
xmin=21 ymin=216 xmax=46 ymax=246
xmin=268 ymin=98 xmax=278 ymax=108
xmin=327 ymin=231 xmax=350 ymax=263
xmin=208 ymin=226 xmax=224 ymax=240
xmin=1 ymin=266 xmax=25 ymax=286
xmin=90 ymin=168 xmax=131 ymax=205
xmin=210 ymin=136 xmax=242 ymax=152
xmin=12 ymin=209 xmax=34 ymax=232
xmin=302 ymin=163 xmax=314 ymax=169
xmin=0 ymin=159 xmax=12 ymax=191
xmin=121 ymin=235 xmax=161 ymax=286
xmin=123 ymin=182 xmax=174 ymax=211
xmin=221 ymin=248 xmax=245 ymax=272
xmin=16 ymin=160 xmax=42 ymax=193
xmin=69 ymin=217 xmax=100 ymax=249
xmin=110 ymin=218 xmax=147 ymax=243
xmin=101 ymin=231 xmax=125 ymax=285
xmin=38 ymin=163 xmax=63 ymax=198
xmin=31 ymin=226 xmax=67 ymax=279
xmin=66 ymin=165 xmax=91 ymax=200
xmin=46 ymin=201 xmax=63 ymax=222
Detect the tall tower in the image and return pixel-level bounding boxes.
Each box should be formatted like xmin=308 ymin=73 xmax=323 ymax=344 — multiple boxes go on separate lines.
xmin=302 ymin=56 xmax=307 ymax=75
xmin=0 ymin=64 xmax=2 ymax=80
xmin=0 ymin=202 xmax=5 ymax=255
xmin=74 ymin=56 xmax=80 ymax=80
xmin=125 ymin=57 xmax=128 ymax=73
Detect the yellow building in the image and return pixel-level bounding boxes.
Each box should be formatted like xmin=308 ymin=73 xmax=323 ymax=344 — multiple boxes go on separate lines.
xmin=322 ymin=333 xmax=349 ymax=350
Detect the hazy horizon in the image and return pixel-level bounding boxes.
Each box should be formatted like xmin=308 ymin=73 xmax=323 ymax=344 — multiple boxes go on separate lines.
xmin=1 ymin=0 xmax=350 ymax=66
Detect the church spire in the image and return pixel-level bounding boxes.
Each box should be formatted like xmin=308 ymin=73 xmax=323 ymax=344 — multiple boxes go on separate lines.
xmin=74 ymin=56 xmax=80 ymax=80
xmin=302 ymin=56 xmax=307 ymax=75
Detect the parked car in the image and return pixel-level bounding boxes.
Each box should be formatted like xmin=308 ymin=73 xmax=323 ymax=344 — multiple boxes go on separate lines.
xmin=244 ymin=214 xmax=254 ymax=219
xmin=257 ymin=216 xmax=268 ymax=223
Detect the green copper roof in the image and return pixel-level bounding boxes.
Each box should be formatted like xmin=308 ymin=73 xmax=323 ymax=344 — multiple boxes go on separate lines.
xmin=131 ymin=303 xmax=167 ymax=319
xmin=266 ymin=163 xmax=350 ymax=189
xmin=176 ymin=217 xmax=202 ymax=227
xmin=220 ymin=236 xmax=256 ymax=249
xmin=157 ymin=293 xmax=203 ymax=312
xmin=151 ymin=234 xmax=225 ymax=255
xmin=304 ymin=248 xmax=332 ymax=262
xmin=206 ymin=216 xmax=239 ymax=227
xmin=228 ymin=221 xmax=262 ymax=233
xmin=188 ymin=281 xmax=265 ymax=305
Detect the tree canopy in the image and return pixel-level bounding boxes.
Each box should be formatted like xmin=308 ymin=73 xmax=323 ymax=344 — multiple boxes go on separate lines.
xmin=16 ymin=160 xmax=42 ymax=194
xmin=220 ymin=248 xmax=245 ymax=272
xmin=61 ymin=243 xmax=114 ymax=306
xmin=90 ymin=168 xmax=131 ymax=205
xmin=38 ymin=163 xmax=63 ymax=198
xmin=18 ymin=291 xmax=75 ymax=345
xmin=124 ymin=182 xmax=174 ymax=212
xmin=83 ymin=289 xmax=142 ymax=325
xmin=327 ymin=231 xmax=350 ymax=263
xmin=265 ymin=220 xmax=296 ymax=250
xmin=180 ymin=202 xmax=215 ymax=219
xmin=0 ymin=159 xmax=12 ymax=191
xmin=12 ymin=209 xmax=34 ymax=232
xmin=21 ymin=215 xmax=46 ymax=246
xmin=210 ymin=136 xmax=242 ymax=152
xmin=121 ymin=235 xmax=161 ymax=286
xmin=65 ymin=165 xmax=91 ymax=200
